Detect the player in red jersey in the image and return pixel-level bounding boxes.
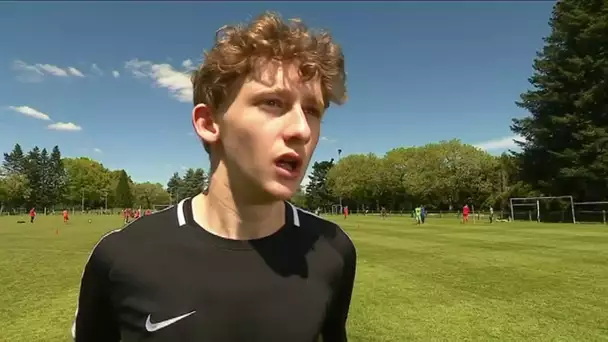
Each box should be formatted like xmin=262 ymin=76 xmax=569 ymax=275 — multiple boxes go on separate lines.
xmin=462 ymin=204 xmax=470 ymax=224
xmin=63 ymin=209 xmax=70 ymax=223
xmin=123 ymin=209 xmax=130 ymax=224
xmin=29 ymin=207 xmax=36 ymax=223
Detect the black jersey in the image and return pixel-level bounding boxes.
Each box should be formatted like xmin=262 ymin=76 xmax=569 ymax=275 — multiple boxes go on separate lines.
xmin=72 ymin=198 xmax=357 ymax=342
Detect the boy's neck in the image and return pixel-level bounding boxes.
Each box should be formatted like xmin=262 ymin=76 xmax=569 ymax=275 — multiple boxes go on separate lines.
xmin=191 ymin=166 xmax=285 ymax=240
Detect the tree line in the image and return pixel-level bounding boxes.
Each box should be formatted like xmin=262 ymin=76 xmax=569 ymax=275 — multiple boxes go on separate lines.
xmin=0 ymin=143 xmax=208 ymax=213
xmin=303 ymin=0 xmax=608 ymax=212
xmin=302 ymin=140 xmax=529 ymax=212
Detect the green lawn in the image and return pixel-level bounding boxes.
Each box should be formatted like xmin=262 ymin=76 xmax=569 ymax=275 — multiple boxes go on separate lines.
xmin=1 ymin=214 xmax=607 ymax=341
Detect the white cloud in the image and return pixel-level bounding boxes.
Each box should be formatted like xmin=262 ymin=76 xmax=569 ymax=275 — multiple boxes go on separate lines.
xmin=7 ymin=105 xmax=83 ymax=132
xmin=320 ymin=136 xmax=337 ymax=143
xmin=37 ymin=64 xmax=69 ymax=76
xmin=47 ymin=122 xmax=82 ymax=131
xmin=180 ymin=165 xmax=188 ymax=171
xmin=93 ymin=148 xmax=102 ymax=153
xmin=182 ymin=59 xmax=197 ymax=71
xmin=112 ymin=70 xmax=120 ymax=78
xmin=124 ymin=59 xmax=192 ymax=103
xmin=473 ymin=135 xmax=525 ymax=151
xmin=12 ymin=60 xmax=86 ymax=80
xmin=68 ymin=67 xmax=85 ymax=77
xmin=91 ymin=64 xmax=103 ymax=76
xmin=12 ymin=60 xmax=44 ymax=75
xmin=7 ymin=106 xmax=51 ymax=121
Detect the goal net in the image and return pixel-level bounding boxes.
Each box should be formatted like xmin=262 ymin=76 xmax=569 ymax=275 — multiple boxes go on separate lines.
xmin=509 ymin=196 xmax=575 ymax=223
xmin=331 ymin=204 xmax=343 ymax=215
xmin=573 ymin=201 xmax=608 ymax=224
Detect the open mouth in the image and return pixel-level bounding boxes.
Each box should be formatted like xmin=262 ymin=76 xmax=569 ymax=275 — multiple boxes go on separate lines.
xmin=275 ymin=153 xmax=302 ymax=176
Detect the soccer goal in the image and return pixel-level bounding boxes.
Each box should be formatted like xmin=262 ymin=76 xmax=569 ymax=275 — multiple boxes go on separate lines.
xmin=509 ymin=196 xmax=576 ymax=223
xmin=331 ymin=204 xmax=343 ymax=215
xmin=573 ymin=201 xmax=608 ymax=224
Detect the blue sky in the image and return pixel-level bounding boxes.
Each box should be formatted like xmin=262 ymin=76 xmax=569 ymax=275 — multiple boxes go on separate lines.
xmin=0 ymin=1 xmax=555 ymax=186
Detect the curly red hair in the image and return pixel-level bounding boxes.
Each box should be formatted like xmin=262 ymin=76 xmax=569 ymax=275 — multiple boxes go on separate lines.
xmin=191 ymin=11 xmax=347 ymax=113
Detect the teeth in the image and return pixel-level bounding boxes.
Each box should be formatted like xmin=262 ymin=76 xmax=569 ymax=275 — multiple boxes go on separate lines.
xmin=278 ymin=161 xmax=294 ymax=171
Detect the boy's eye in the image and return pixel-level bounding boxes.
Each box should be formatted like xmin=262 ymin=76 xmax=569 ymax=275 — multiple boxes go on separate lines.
xmin=304 ymin=107 xmax=322 ymax=117
xmin=262 ymin=99 xmax=283 ymax=108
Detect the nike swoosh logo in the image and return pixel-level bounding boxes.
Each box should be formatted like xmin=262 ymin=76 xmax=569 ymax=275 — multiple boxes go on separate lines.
xmin=145 ymin=311 xmax=196 ymax=332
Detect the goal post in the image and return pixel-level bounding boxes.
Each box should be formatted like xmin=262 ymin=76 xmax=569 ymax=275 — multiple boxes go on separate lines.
xmin=331 ymin=204 xmax=343 ymax=215
xmin=573 ymin=201 xmax=608 ymax=224
xmin=509 ymin=196 xmax=576 ymax=224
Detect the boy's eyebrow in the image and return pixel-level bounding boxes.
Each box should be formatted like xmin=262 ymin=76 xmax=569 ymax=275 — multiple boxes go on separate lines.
xmin=254 ymin=88 xmax=325 ymax=109
xmin=302 ymin=93 xmax=325 ymax=110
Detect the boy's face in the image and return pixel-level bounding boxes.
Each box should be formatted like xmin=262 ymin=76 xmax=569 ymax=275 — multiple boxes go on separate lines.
xmin=198 ymin=61 xmax=325 ymax=201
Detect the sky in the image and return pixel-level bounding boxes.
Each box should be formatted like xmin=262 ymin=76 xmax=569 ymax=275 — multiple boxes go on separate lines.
xmin=0 ymin=1 xmax=555 ymax=187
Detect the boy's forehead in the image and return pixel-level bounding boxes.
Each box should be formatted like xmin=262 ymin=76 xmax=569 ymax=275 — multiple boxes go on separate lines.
xmin=244 ymin=61 xmax=324 ymax=102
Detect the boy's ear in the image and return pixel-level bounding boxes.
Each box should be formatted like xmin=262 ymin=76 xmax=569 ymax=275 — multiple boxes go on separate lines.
xmin=192 ymin=104 xmax=220 ymax=146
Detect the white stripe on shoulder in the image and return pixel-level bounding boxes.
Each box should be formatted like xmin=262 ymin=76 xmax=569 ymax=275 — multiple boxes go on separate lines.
xmin=286 ymin=202 xmax=300 ymax=227
xmin=289 ymin=203 xmax=355 ymax=247
xmin=289 ymin=203 xmax=331 ymax=223
xmin=177 ymin=198 xmax=189 ymax=226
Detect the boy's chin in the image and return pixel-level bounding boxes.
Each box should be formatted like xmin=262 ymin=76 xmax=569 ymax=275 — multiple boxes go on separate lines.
xmin=265 ymin=182 xmax=299 ymax=201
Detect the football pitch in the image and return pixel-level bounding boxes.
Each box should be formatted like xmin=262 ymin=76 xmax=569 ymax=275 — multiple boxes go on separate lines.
xmin=1 ymin=214 xmax=607 ymax=341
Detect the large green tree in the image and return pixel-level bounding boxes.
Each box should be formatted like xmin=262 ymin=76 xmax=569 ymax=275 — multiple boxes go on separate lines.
xmin=180 ymin=168 xmax=207 ymax=199
xmin=133 ymin=182 xmax=170 ymax=209
xmin=511 ymin=0 xmax=608 ymax=201
xmin=165 ymin=169 xmax=207 ymax=202
xmin=2 ymin=143 xmax=26 ymax=175
xmin=24 ymin=146 xmax=42 ymax=208
xmin=305 ymin=160 xmax=336 ymax=210
xmin=166 ymin=172 xmax=182 ymax=204
xmin=326 ymin=140 xmax=500 ymax=211
xmin=64 ymin=157 xmax=112 ymax=209
xmin=0 ymin=173 xmax=30 ymax=210
xmin=106 ymin=169 xmax=134 ymax=208
xmin=115 ymin=170 xmax=134 ymax=208
xmin=48 ymin=146 xmax=67 ymax=206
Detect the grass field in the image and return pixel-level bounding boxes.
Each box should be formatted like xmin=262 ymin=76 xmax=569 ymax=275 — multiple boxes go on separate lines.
xmin=1 ymin=214 xmax=607 ymax=341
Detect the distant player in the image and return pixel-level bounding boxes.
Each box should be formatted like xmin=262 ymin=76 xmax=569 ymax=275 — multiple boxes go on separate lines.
xmin=29 ymin=207 xmax=36 ymax=223
xmin=63 ymin=209 xmax=70 ymax=223
xmin=380 ymin=206 xmax=387 ymax=219
xmin=489 ymin=206 xmax=494 ymax=224
xmin=122 ymin=209 xmax=130 ymax=224
xmin=462 ymin=204 xmax=470 ymax=224
xmin=343 ymin=206 xmax=349 ymax=219
xmin=414 ymin=206 xmax=422 ymax=224
xmin=420 ymin=206 xmax=426 ymax=224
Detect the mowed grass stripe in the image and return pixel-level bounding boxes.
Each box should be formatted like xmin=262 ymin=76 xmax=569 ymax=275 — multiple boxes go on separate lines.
xmin=333 ymin=216 xmax=608 ymax=341
xmin=1 ymin=215 xmax=607 ymax=341
xmin=0 ymin=216 xmax=121 ymax=341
